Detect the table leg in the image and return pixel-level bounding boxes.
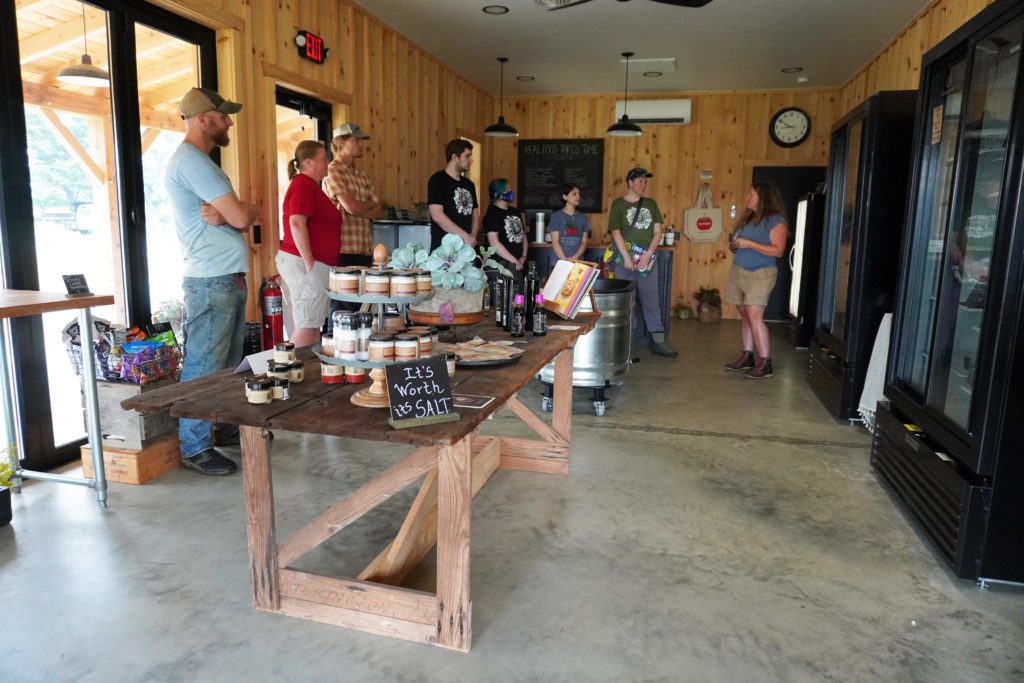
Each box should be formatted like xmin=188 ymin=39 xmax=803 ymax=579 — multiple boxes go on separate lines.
xmin=78 ymin=308 xmax=107 ymax=508
xmin=435 ymin=436 xmax=472 ymax=651
xmin=241 ymin=425 xmax=279 ymax=610
xmin=0 ymin=319 xmax=22 ymax=492
xmin=552 ymin=348 xmax=573 ymax=442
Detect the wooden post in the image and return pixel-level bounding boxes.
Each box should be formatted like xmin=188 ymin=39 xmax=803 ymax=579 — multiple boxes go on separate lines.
xmin=552 ymin=348 xmax=573 ymax=442
xmin=241 ymin=425 xmax=279 ymax=610
xmin=435 ymin=437 xmax=472 ymax=651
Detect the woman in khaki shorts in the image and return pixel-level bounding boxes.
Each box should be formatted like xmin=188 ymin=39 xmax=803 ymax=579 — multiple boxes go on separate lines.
xmin=724 ymin=182 xmax=788 ymax=378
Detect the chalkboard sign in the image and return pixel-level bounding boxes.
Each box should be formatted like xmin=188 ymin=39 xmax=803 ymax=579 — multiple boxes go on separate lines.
xmin=62 ymin=273 xmax=92 ymax=297
xmin=385 ymin=357 xmax=461 ymax=429
xmin=518 ymin=138 xmax=604 ymax=213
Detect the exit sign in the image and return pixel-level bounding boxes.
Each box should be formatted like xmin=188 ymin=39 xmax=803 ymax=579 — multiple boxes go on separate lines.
xmin=294 ymin=30 xmax=328 ymax=64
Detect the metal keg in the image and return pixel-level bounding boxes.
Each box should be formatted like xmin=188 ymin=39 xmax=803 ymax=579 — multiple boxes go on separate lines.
xmin=538 ymin=279 xmax=635 ymax=388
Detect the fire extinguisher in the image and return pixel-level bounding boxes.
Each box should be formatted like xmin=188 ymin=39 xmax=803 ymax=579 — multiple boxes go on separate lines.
xmin=259 ymin=276 xmax=284 ymax=350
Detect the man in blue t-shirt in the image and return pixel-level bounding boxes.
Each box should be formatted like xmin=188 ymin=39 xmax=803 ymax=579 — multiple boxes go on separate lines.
xmin=165 ymin=87 xmax=258 ymax=475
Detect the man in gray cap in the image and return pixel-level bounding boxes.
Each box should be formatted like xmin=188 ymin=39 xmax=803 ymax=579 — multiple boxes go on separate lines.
xmin=608 ymin=166 xmax=678 ymax=357
xmin=164 ymin=87 xmax=259 ymax=475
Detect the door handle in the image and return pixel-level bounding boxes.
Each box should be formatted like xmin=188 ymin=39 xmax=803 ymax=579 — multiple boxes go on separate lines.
xmin=789 ymin=245 xmax=796 ymax=270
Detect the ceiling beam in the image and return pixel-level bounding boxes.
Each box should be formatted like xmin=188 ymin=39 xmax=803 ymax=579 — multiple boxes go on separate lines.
xmin=22 ymin=81 xmax=182 ymax=132
xmin=142 ymin=78 xmax=194 ymax=110
xmin=19 ymin=7 xmax=108 ymax=65
xmin=15 ymin=0 xmax=60 ymax=12
xmin=137 ymin=51 xmax=197 ymax=89
xmin=38 ymin=107 xmax=104 ymax=185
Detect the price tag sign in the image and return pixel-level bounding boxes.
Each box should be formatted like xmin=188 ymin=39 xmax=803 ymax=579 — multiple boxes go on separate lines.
xmin=62 ymin=274 xmax=92 ymax=297
xmin=384 ymin=357 xmax=460 ymax=429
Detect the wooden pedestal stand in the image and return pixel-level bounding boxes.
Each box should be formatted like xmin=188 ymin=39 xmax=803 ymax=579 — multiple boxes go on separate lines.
xmin=350 ymin=367 xmax=388 ymax=408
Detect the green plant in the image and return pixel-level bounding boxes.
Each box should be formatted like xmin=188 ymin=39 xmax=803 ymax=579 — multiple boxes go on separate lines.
xmin=0 ymin=458 xmax=13 ymax=488
xmin=694 ymin=287 xmax=721 ymax=308
xmin=388 ymin=235 xmax=509 ymax=292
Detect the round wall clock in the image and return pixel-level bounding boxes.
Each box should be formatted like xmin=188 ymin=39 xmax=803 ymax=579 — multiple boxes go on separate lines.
xmin=769 ymin=107 xmax=811 ymax=148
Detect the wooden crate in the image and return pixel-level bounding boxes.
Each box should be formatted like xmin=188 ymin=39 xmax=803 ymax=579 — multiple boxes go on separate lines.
xmin=81 ymin=434 xmax=180 ymax=485
xmin=83 ymin=378 xmax=178 ymax=451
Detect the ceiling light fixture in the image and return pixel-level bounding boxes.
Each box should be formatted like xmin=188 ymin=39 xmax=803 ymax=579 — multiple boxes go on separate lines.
xmin=516 ymin=76 xmax=535 ymax=81
xmin=643 ymin=71 xmax=663 ymax=77
xmin=482 ymin=5 xmax=510 ymax=14
xmin=57 ymin=5 xmax=110 ymax=88
xmin=781 ymin=67 xmax=803 ymax=73
xmin=607 ymin=51 xmax=642 ymax=137
xmin=484 ymin=57 xmax=519 ymax=138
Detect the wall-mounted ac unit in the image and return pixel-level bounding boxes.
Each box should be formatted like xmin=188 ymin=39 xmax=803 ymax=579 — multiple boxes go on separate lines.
xmin=615 ymin=98 xmax=692 ymax=125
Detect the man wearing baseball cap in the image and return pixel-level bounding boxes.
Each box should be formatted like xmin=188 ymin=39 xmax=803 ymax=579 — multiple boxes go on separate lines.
xmin=164 ymin=87 xmax=258 ymax=475
xmin=323 ymin=123 xmax=382 ymax=315
xmin=607 ymin=166 xmax=678 ymax=357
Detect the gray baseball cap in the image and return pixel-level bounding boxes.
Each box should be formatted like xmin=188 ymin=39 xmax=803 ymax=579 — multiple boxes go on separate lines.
xmin=179 ymin=87 xmax=242 ymax=118
xmin=332 ymin=123 xmax=370 ymax=140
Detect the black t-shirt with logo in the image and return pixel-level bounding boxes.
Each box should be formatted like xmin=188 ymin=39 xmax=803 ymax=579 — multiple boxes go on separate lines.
xmin=427 ymin=170 xmax=478 ymax=250
xmin=483 ymin=204 xmax=526 ymax=263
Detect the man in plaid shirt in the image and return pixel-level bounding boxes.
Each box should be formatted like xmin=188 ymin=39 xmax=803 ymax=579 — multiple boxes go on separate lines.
xmin=323 ymin=122 xmax=382 ymax=315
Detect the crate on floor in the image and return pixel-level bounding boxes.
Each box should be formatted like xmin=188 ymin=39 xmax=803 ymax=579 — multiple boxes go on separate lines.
xmin=82 ymin=377 xmax=178 ymax=451
xmin=81 ymin=434 xmax=180 ymax=485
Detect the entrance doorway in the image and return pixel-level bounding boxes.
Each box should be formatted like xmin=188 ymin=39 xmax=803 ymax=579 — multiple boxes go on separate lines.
xmin=275 ymin=87 xmax=332 ymax=241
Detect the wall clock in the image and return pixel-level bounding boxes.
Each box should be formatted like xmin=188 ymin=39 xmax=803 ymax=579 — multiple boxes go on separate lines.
xmin=769 ymin=107 xmax=811 ymax=148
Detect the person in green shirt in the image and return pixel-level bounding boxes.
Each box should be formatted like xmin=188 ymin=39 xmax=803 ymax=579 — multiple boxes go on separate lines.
xmin=608 ymin=167 xmax=677 ymax=357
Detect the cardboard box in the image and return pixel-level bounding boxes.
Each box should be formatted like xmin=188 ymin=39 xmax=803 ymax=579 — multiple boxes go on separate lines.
xmin=81 ymin=434 xmax=180 ymax=485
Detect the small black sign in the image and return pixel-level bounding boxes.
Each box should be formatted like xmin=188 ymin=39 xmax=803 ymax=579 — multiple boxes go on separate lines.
xmin=62 ymin=273 xmax=91 ymax=297
xmin=295 ymin=30 xmax=328 ymax=64
xmin=517 ymin=138 xmax=604 ymax=213
xmin=385 ymin=357 xmax=460 ymax=429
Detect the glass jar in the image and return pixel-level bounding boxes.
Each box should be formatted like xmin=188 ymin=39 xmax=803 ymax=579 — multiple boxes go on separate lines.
xmin=357 ymin=312 xmax=373 ymax=361
xmin=273 ymin=342 xmax=296 ymax=363
xmin=390 ymin=270 xmax=418 ymax=297
xmin=321 ymin=362 xmax=345 ymax=384
xmin=368 ymin=333 xmax=395 ymax=362
xmin=332 ymin=311 xmax=357 ymax=361
xmin=266 ymin=360 xmax=290 ymax=380
xmin=345 ymin=365 xmax=367 ymax=384
xmin=394 ymin=333 xmax=420 ymax=361
xmin=321 ymin=333 xmax=334 ymax=356
xmin=288 ymin=360 xmax=304 ymax=383
xmin=414 ymin=269 xmax=433 ymax=295
xmin=338 ymin=268 xmax=361 ymax=294
xmin=364 ymin=270 xmax=391 ymax=296
xmin=245 ymin=378 xmax=273 ymax=404
xmin=271 ymin=377 xmax=290 ymax=400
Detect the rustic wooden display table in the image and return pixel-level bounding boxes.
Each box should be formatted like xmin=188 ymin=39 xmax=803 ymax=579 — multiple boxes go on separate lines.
xmin=0 ymin=289 xmax=115 ymax=507
xmin=122 ymin=316 xmax=597 ymax=652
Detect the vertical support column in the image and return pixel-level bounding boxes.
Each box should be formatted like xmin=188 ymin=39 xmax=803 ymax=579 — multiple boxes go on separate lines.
xmin=435 ymin=437 xmax=472 ymax=651
xmin=79 ymin=307 xmax=107 ymax=508
xmin=0 ymin=318 xmax=22 ymax=492
xmin=241 ymin=425 xmax=279 ymax=610
xmin=552 ymin=347 xmax=573 ymax=442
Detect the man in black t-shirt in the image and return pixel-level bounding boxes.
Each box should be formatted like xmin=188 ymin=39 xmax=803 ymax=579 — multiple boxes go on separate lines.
xmin=427 ymin=139 xmax=479 ymax=250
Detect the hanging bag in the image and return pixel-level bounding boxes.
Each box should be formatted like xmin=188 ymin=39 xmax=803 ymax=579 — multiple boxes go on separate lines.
xmin=684 ymin=183 xmax=723 ymax=243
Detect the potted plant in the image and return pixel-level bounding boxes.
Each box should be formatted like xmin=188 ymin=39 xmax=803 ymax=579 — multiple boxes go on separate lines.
xmin=674 ymin=298 xmax=694 ymax=320
xmin=389 ymin=235 xmax=509 ymax=324
xmin=694 ymin=286 xmax=722 ymax=323
xmin=0 ymin=457 xmax=13 ymax=527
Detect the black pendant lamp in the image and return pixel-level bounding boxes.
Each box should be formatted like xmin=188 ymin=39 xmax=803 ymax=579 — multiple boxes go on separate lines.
xmin=484 ymin=57 xmax=519 ymax=138
xmin=57 ymin=4 xmax=110 ymax=88
xmin=607 ymin=51 xmax=642 ymax=137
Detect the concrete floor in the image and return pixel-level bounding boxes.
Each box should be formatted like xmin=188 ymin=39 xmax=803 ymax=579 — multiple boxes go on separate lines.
xmin=3 ymin=321 xmax=1023 ymax=682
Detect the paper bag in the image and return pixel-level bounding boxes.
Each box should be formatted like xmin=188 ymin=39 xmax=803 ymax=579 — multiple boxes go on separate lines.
xmin=684 ymin=183 xmax=723 ymax=243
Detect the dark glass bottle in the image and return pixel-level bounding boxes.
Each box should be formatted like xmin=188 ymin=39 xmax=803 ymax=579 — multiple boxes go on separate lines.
xmin=503 ymin=274 xmax=515 ymax=332
xmin=524 ymin=261 xmax=540 ymax=322
xmin=482 ymin=278 xmax=491 ymax=314
xmin=510 ymin=294 xmax=526 ymax=337
xmin=494 ymin=275 xmax=505 ymax=326
xmin=532 ymin=294 xmax=547 ymax=336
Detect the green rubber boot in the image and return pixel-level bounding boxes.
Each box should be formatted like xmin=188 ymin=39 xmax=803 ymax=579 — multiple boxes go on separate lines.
xmin=651 ymin=332 xmax=678 ymax=358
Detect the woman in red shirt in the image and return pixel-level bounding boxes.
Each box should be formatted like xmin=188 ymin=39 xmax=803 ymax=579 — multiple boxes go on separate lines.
xmin=275 ymin=140 xmax=342 ymax=346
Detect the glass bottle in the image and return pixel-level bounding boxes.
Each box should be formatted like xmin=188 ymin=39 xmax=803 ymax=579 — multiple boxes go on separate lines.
xmin=532 ymin=294 xmax=547 ymax=336
xmin=525 ymin=261 xmax=540 ymax=322
xmin=494 ymin=276 xmax=505 ymax=326
xmin=510 ymin=294 xmax=526 ymax=337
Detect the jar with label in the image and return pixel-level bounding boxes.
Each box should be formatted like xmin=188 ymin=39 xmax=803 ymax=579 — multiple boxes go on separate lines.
xmin=368 ymin=333 xmax=395 ymax=362
xmin=394 ymin=333 xmax=420 ymax=361
xmin=364 ymin=270 xmax=391 ymax=296
xmin=414 ymin=270 xmax=433 ymax=295
xmin=266 ymin=360 xmax=290 ymax=380
xmin=246 ymin=377 xmax=273 ymax=404
xmin=332 ymin=311 xmax=357 ymax=361
xmin=357 ymin=312 xmax=373 ymax=361
xmin=321 ymin=362 xmax=345 ymax=384
xmin=271 ymin=377 xmax=290 ymax=400
xmin=345 ymin=365 xmax=367 ymax=384
xmin=274 ymin=342 xmax=296 ymax=363
xmin=288 ymin=360 xmax=304 ymax=382
xmin=339 ymin=268 xmax=361 ymax=294
xmin=390 ymin=270 xmax=418 ymax=297
xmin=415 ymin=329 xmax=432 ymax=356
xmin=321 ymin=333 xmax=334 ymax=356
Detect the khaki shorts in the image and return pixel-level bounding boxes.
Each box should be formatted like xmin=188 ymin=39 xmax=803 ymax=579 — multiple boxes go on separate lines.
xmin=725 ymin=264 xmax=778 ymax=306
xmin=275 ymin=250 xmax=331 ymax=330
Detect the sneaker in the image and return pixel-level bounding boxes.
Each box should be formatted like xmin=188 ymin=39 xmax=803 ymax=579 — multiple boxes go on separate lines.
xmin=181 ymin=449 xmax=237 ymax=476
xmin=746 ymin=359 xmax=774 ymax=379
xmin=725 ymin=352 xmax=755 ymax=371
xmin=652 ymin=342 xmax=679 ymax=358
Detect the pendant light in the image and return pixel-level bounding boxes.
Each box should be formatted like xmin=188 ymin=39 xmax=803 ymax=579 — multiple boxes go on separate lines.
xmin=57 ymin=5 xmax=110 ymax=88
xmin=484 ymin=57 xmax=519 ymax=138
xmin=607 ymin=51 xmax=642 ymax=137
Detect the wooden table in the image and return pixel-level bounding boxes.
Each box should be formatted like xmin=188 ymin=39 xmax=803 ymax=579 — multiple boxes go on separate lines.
xmin=0 ymin=290 xmax=115 ymax=507
xmin=123 ymin=316 xmax=597 ymax=652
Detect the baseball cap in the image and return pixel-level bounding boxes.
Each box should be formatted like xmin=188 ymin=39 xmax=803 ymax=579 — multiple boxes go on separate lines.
xmin=626 ymin=167 xmax=653 ymax=182
xmin=178 ymin=87 xmax=242 ymax=119
xmin=332 ymin=123 xmax=370 ymax=140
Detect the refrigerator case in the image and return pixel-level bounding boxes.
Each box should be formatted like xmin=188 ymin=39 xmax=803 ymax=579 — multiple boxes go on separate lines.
xmin=873 ymin=0 xmax=1024 ymax=585
xmin=809 ymin=91 xmax=917 ymax=420
xmin=786 ymin=191 xmax=825 ymax=348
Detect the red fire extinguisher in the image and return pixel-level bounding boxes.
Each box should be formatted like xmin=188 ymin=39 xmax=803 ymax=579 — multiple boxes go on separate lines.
xmin=259 ymin=276 xmax=284 ymax=350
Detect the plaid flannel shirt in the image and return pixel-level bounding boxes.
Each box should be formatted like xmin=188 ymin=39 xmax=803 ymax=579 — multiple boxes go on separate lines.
xmin=323 ymin=160 xmax=377 ymax=256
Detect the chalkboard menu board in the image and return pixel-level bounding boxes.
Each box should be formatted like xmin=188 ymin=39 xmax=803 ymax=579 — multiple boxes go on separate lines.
xmin=385 ymin=357 xmax=460 ymax=429
xmin=518 ymin=139 xmax=604 ymax=213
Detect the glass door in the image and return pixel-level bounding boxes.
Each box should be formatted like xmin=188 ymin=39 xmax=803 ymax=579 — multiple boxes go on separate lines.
xmin=789 ymin=198 xmax=808 ymax=319
xmin=275 ymin=87 xmax=331 ymax=241
xmin=925 ymin=18 xmax=1023 ymax=430
xmin=830 ymin=119 xmax=863 ymax=344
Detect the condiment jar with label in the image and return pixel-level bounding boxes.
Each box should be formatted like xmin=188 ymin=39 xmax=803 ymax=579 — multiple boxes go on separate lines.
xmin=332 ymin=311 xmax=357 ymax=361
xmin=357 ymin=312 xmax=373 ymax=361
xmin=288 ymin=360 xmax=304 ymax=383
xmin=266 ymin=360 xmax=290 ymax=380
xmin=345 ymin=365 xmax=367 ymax=384
xmin=364 ymin=270 xmax=391 ymax=296
xmin=368 ymin=333 xmax=395 ymax=362
xmin=394 ymin=333 xmax=420 ymax=361
xmin=414 ymin=270 xmax=433 ymax=295
xmin=274 ymin=342 xmax=296 ymax=364
xmin=271 ymin=377 xmax=290 ymax=400
xmin=321 ymin=333 xmax=334 ymax=356
xmin=390 ymin=270 xmax=417 ymax=297
xmin=321 ymin=362 xmax=345 ymax=384
xmin=245 ymin=377 xmax=273 ymax=404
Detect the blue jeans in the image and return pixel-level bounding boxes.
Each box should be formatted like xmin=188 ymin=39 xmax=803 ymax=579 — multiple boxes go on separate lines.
xmin=178 ymin=274 xmax=247 ymax=458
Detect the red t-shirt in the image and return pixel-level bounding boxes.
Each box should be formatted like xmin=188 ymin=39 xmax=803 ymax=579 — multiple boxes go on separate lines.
xmin=280 ymin=173 xmax=342 ymax=265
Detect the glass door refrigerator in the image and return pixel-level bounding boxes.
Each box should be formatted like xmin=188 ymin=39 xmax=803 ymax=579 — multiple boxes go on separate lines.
xmin=786 ymin=190 xmax=825 ymax=348
xmin=809 ymin=91 xmax=917 ymax=420
xmin=872 ymin=0 xmax=1024 ymax=586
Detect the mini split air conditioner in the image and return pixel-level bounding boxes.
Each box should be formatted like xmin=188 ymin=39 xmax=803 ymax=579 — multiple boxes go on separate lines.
xmin=614 ymin=98 xmax=692 ymax=125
